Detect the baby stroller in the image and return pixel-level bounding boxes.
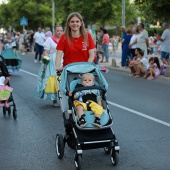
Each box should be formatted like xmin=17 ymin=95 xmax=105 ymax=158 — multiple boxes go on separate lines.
xmin=0 ymin=55 xmax=17 ymax=119
xmin=55 ymin=62 xmax=120 ymax=169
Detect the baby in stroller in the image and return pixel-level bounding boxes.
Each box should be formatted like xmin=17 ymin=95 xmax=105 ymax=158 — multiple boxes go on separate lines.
xmin=69 ymin=73 xmax=104 ymax=128
xmin=0 ymin=60 xmax=13 ymax=107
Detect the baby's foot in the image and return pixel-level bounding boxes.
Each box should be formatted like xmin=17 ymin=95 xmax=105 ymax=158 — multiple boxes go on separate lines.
xmin=92 ymin=117 xmax=102 ymax=128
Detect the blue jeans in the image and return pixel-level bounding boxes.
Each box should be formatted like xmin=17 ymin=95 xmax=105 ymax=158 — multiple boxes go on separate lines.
xmin=102 ymin=44 xmax=109 ymax=60
xmin=161 ymin=51 xmax=170 ymax=59
xmin=121 ymin=49 xmax=131 ymax=67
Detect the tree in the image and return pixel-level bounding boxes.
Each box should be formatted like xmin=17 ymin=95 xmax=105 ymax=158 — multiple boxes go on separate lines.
xmin=134 ymin=0 xmax=170 ymax=24
xmin=0 ymin=0 xmax=139 ymax=32
xmin=0 ymin=0 xmax=52 ymax=31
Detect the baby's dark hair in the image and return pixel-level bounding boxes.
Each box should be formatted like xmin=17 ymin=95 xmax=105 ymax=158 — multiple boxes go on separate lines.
xmin=154 ymin=57 xmax=160 ymax=69
xmin=149 ymin=57 xmax=154 ymax=63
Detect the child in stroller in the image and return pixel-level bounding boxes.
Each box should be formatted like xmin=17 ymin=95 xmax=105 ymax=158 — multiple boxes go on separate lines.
xmin=0 ymin=56 xmax=17 ymax=119
xmin=69 ymin=73 xmax=104 ymax=128
xmin=0 ymin=75 xmax=13 ymax=107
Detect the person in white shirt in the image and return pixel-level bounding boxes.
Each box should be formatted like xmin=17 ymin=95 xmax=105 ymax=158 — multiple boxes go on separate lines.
xmin=33 ymin=27 xmax=45 ymax=63
xmin=35 ymin=26 xmax=63 ymax=107
xmin=129 ymin=26 xmax=139 ymax=58
xmin=129 ymin=48 xmax=149 ymax=78
xmin=155 ymin=22 xmax=170 ymax=65
xmin=136 ymin=23 xmax=149 ymax=57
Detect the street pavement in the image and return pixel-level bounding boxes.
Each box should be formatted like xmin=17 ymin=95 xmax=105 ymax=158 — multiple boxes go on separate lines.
xmin=0 ymin=51 xmax=170 ymax=170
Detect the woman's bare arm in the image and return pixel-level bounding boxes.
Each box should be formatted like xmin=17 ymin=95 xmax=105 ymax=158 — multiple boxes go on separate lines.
xmin=88 ymin=49 xmax=95 ymax=62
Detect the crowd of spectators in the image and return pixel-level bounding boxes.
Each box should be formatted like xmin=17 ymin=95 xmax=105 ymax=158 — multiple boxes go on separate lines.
xmin=120 ymin=22 xmax=170 ymax=79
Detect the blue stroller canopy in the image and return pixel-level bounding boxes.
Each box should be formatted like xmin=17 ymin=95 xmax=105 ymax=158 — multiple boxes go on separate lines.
xmin=60 ymin=62 xmax=108 ymax=93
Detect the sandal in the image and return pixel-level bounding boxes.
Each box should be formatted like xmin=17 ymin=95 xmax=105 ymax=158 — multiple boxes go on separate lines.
xmin=78 ymin=115 xmax=87 ymax=128
xmin=135 ymin=75 xmax=141 ymax=78
xmin=147 ymin=76 xmax=154 ymax=80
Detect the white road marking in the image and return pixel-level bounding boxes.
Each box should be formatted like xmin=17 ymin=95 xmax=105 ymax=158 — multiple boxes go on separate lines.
xmin=21 ymin=69 xmax=38 ymax=77
xmin=21 ymin=69 xmax=170 ymax=128
xmin=108 ymin=101 xmax=170 ymax=128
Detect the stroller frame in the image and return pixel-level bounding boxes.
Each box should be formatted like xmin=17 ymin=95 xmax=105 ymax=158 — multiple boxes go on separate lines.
xmin=55 ymin=62 xmax=120 ymax=169
xmin=0 ymin=55 xmax=17 ymax=119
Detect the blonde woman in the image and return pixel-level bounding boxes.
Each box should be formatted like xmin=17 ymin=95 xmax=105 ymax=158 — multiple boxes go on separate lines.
xmin=56 ymin=12 xmax=95 ymax=71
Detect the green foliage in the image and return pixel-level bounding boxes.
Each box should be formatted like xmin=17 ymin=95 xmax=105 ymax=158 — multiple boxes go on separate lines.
xmin=134 ymin=0 xmax=170 ymax=24
xmin=0 ymin=0 xmax=139 ymax=31
xmin=146 ymin=28 xmax=163 ymax=37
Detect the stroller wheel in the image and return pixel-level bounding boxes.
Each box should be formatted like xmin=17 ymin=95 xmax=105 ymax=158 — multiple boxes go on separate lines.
xmin=110 ymin=150 xmax=119 ymax=166
xmin=13 ymin=109 xmax=17 ymax=119
xmin=8 ymin=106 xmax=11 ymax=115
xmin=55 ymin=134 xmax=64 ymax=159
xmin=74 ymin=152 xmax=82 ymax=170
xmin=3 ymin=106 xmax=6 ymax=116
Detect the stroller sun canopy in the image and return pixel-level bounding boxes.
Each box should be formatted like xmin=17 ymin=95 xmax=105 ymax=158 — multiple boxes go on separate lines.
xmin=60 ymin=62 xmax=108 ymax=93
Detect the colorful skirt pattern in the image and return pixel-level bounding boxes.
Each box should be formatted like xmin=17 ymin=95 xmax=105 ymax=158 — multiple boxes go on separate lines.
xmin=34 ymin=52 xmax=58 ymax=101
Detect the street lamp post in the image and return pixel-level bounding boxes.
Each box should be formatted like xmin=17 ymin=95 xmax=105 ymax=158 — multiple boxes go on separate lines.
xmin=52 ymin=0 xmax=55 ymax=34
xmin=122 ymin=0 xmax=125 ymax=27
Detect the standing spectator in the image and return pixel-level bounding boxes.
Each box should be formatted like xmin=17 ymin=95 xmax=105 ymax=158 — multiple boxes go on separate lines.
xmin=55 ymin=12 xmax=95 ymax=71
xmin=33 ymin=27 xmax=45 ymax=63
xmin=102 ymin=29 xmax=110 ymax=62
xmin=155 ymin=22 xmax=170 ymax=65
xmin=136 ymin=23 xmax=149 ymax=57
xmin=35 ymin=26 xmax=63 ymax=106
xmin=14 ymin=32 xmax=20 ymax=50
xmin=121 ymin=28 xmax=132 ymax=67
xmin=129 ymin=26 xmax=139 ymax=58
xmin=29 ymin=30 xmax=34 ymax=52
xmin=111 ymin=35 xmax=119 ymax=55
xmin=18 ymin=31 xmax=24 ymax=51
xmin=121 ymin=26 xmax=127 ymax=39
xmin=96 ymin=27 xmax=104 ymax=62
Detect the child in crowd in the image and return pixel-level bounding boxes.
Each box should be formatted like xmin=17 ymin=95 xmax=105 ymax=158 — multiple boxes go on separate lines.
xmin=69 ymin=73 xmax=104 ymax=128
xmin=146 ymin=57 xmax=161 ymax=80
xmin=144 ymin=57 xmax=154 ymax=79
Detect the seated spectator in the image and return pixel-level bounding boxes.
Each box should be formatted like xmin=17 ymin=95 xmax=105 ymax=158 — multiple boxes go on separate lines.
xmin=146 ymin=57 xmax=161 ymax=80
xmin=129 ymin=48 xmax=149 ymax=78
xmin=144 ymin=57 xmax=154 ymax=79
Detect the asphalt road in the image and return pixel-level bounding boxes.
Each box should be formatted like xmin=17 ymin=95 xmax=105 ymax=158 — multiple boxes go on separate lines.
xmin=0 ymin=52 xmax=170 ymax=170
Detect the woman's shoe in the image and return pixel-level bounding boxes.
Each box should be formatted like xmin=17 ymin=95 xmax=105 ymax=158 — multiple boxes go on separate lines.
xmin=53 ymin=102 xmax=60 ymax=107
